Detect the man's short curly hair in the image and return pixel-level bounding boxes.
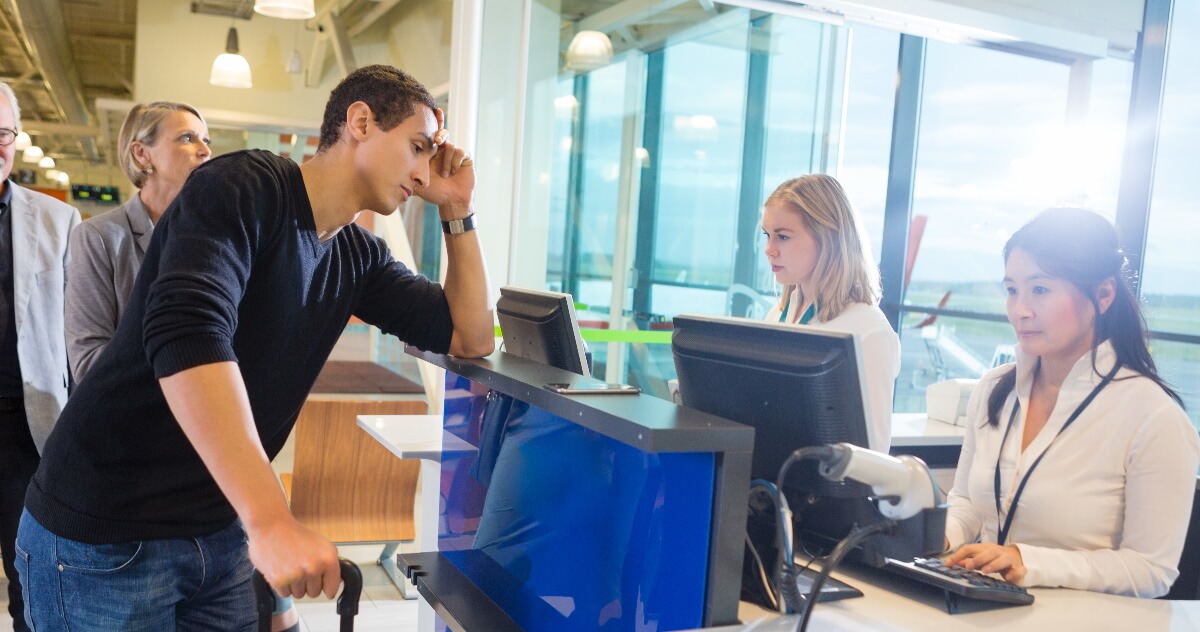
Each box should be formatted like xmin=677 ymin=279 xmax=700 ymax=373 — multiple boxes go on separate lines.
xmin=318 ymin=65 xmax=437 ymax=151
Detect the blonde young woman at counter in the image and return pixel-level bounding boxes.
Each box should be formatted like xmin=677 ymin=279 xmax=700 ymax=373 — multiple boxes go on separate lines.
xmin=944 ymin=208 xmax=1200 ymax=597
xmin=761 ymin=174 xmax=900 ymax=452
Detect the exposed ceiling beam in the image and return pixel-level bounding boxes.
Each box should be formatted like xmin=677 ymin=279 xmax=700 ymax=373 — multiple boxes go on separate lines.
xmin=21 ymin=121 xmax=102 ymax=137
xmin=577 ymin=0 xmax=694 ymax=35
xmin=69 ymin=33 xmax=135 ymax=47
xmin=10 ymin=0 xmax=101 ymax=162
xmin=96 ymin=98 xmax=321 ymax=136
xmin=347 ymin=0 xmax=404 ymax=38
xmin=306 ymin=10 xmax=357 ymax=87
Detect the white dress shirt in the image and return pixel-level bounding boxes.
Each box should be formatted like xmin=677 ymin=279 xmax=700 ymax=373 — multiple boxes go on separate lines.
xmin=946 ymin=341 xmax=1200 ymax=597
xmin=765 ymin=293 xmax=900 ymax=453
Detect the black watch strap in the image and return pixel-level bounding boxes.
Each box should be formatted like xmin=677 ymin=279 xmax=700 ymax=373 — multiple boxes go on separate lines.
xmin=441 ymin=213 xmax=477 ymax=235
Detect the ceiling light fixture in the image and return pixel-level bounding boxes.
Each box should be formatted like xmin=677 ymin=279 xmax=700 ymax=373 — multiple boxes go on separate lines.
xmin=22 ymin=145 xmax=44 ymax=163
xmin=210 ymin=26 xmax=253 ymax=88
xmin=39 ymin=156 xmax=55 ymax=169
xmin=14 ymin=131 xmax=30 ymax=150
xmin=286 ymin=22 xmax=303 ymax=74
xmin=56 ymin=171 xmax=70 ymax=186
xmin=254 ymin=0 xmax=315 ymax=20
xmin=287 ymin=48 xmax=303 ymax=74
xmin=565 ymin=30 xmax=613 ymax=72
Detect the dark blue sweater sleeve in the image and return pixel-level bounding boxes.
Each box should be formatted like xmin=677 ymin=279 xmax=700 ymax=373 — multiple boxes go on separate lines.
xmin=142 ymin=162 xmax=265 ymax=378
xmin=352 ymin=233 xmax=454 ymax=354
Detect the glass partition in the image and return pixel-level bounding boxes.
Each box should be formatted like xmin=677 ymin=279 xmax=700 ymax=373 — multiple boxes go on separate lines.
xmin=499 ymin=1 xmax=1185 ymax=428
xmin=1143 ymin=0 xmax=1200 ymax=426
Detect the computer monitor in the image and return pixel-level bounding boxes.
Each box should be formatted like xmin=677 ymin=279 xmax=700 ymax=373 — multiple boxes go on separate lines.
xmin=671 ymin=314 xmax=871 ymax=503
xmin=672 ymin=314 xmax=943 ymax=570
xmin=496 ymin=286 xmax=590 ymax=377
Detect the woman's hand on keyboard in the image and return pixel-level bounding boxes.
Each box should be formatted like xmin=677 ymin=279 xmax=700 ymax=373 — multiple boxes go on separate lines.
xmin=944 ymin=543 xmax=1027 ymax=586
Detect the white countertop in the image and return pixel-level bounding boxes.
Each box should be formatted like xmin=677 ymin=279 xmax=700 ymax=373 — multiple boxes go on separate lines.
xmin=698 ymin=562 xmax=1200 ymax=631
xmin=356 ymin=414 xmax=478 ymax=461
xmin=891 ymin=413 xmax=965 ymax=447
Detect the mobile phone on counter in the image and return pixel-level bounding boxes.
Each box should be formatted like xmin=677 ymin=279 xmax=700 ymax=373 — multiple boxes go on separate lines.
xmin=543 ymin=382 xmax=641 ymax=395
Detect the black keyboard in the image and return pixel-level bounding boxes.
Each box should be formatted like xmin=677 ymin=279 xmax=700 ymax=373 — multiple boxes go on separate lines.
xmin=883 ymin=556 xmax=1034 ymax=613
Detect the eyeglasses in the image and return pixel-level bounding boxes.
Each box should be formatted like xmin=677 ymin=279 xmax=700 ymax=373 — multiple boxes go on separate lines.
xmin=0 ymin=128 xmax=16 ymax=146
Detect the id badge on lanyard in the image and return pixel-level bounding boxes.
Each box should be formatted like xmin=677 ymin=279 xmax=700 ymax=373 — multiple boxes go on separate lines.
xmin=992 ymin=363 xmax=1120 ymax=546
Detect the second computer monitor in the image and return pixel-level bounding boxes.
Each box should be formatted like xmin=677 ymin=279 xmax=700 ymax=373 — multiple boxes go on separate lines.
xmin=496 ymin=286 xmax=590 ymax=377
xmin=671 ymin=314 xmax=871 ymax=501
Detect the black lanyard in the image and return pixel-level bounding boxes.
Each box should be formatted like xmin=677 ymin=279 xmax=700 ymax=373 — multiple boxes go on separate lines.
xmin=992 ymin=362 xmax=1121 ymax=546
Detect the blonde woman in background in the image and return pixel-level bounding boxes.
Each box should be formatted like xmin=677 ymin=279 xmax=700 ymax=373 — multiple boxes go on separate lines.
xmin=66 ymin=101 xmax=211 ymax=380
xmin=761 ymin=174 xmax=900 ymax=452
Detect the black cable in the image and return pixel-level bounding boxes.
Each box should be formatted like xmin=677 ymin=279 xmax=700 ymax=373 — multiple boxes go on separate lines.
xmin=776 ymin=445 xmax=838 ymax=492
xmin=748 ymin=479 xmax=788 ymax=612
xmin=794 ymin=520 xmax=897 ymax=632
xmin=744 ymin=532 xmax=779 ymax=611
xmin=771 ymin=446 xmax=843 ymax=614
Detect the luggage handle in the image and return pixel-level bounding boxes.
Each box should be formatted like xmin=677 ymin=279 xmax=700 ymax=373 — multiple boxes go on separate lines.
xmin=253 ymin=557 xmax=363 ymax=632
xmin=336 ymin=558 xmax=363 ymax=630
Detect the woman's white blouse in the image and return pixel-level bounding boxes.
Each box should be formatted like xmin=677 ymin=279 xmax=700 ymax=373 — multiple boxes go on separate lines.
xmin=765 ymin=294 xmax=900 ymax=453
xmin=946 ymin=341 xmax=1200 ymax=597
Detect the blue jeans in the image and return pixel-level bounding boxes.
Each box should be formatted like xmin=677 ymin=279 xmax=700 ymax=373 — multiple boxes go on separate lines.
xmin=15 ymin=510 xmax=258 ymax=631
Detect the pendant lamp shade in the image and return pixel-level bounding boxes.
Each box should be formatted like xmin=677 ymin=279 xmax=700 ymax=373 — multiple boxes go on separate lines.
xmin=210 ymin=27 xmax=253 ymax=88
xmin=38 ymin=156 xmax=55 ymax=169
xmin=14 ymin=131 xmax=30 ymax=150
xmin=287 ymin=48 xmax=303 ymax=74
xmin=22 ymin=145 xmax=43 ymax=163
xmin=565 ymin=30 xmax=613 ymax=71
xmin=254 ymin=0 xmax=315 ymax=20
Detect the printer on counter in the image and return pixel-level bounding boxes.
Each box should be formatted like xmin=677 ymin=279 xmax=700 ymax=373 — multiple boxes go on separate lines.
xmin=925 ymin=379 xmax=979 ymax=426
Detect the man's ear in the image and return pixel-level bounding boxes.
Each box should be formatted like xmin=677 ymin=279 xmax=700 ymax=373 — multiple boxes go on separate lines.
xmin=1095 ymin=277 xmax=1117 ymax=315
xmin=345 ymin=101 xmax=372 ymax=142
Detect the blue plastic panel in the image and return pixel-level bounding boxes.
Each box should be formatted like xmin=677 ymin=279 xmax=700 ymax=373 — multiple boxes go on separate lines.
xmin=439 ymin=372 xmax=716 ymax=631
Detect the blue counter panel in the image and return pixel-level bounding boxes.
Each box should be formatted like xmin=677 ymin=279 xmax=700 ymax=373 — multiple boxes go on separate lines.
xmin=439 ymin=372 xmax=715 ymax=631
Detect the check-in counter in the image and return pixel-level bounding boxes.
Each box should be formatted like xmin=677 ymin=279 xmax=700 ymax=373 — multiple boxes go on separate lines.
xmin=382 ymin=348 xmax=754 ymax=631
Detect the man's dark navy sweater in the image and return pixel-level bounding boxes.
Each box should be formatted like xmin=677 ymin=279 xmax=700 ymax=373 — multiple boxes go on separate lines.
xmin=27 ymin=150 xmax=454 ymax=544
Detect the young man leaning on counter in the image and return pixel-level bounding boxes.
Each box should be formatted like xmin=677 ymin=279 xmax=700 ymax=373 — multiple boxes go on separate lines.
xmin=16 ymin=65 xmax=494 ymax=630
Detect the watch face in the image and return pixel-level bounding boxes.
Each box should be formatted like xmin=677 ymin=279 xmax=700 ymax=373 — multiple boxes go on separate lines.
xmin=443 ymin=214 xmax=476 ymax=234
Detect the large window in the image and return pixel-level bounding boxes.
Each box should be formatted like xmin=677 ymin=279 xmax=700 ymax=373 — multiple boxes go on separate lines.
xmin=897 ymin=43 xmax=1070 ymax=410
xmin=649 ymin=27 xmax=750 ymax=317
xmin=840 ymin=26 xmax=901 ymax=263
xmin=895 ymin=41 xmax=1132 ymax=412
xmin=1143 ymin=0 xmax=1200 ymax=425
xmin=510 ymin=2 xmax=1186 ymax=418
xmin=562 ymin=62 xmax=629 ymax=310
xmin=536 ymin=9 xmax=862 ymax=391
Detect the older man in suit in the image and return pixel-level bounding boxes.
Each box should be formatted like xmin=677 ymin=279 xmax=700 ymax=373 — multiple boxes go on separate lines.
xmin=0 ymin=83 xmax=80 ymax=632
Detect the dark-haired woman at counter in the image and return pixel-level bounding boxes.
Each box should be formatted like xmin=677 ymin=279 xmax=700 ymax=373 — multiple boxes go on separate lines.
xmin=761 ymin=174 xmax=900 ymax=452
xmin=944 ymin=207 xmax=1200 ymax=597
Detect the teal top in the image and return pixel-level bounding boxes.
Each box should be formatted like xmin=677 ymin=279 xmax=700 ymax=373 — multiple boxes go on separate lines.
xmin=778 ymin=294 xmax=817 ymax=325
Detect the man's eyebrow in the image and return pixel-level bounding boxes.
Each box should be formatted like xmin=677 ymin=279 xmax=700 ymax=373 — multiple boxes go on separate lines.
xmin=415 ymin=132 xmax=435 ymax=149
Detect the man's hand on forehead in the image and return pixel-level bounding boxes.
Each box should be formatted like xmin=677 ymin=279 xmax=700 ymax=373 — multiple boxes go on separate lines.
xmin=433 ymin=107 xmax=448 ymax=146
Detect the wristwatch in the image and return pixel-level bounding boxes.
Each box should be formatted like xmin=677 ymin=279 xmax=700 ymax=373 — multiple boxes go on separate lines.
xmin=441 ymin=213 xmax=477 ymax=235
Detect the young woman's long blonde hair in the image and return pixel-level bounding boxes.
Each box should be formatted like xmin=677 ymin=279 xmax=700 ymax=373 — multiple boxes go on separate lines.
xmin=767 ymin=174 xmax=880 ymax=322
